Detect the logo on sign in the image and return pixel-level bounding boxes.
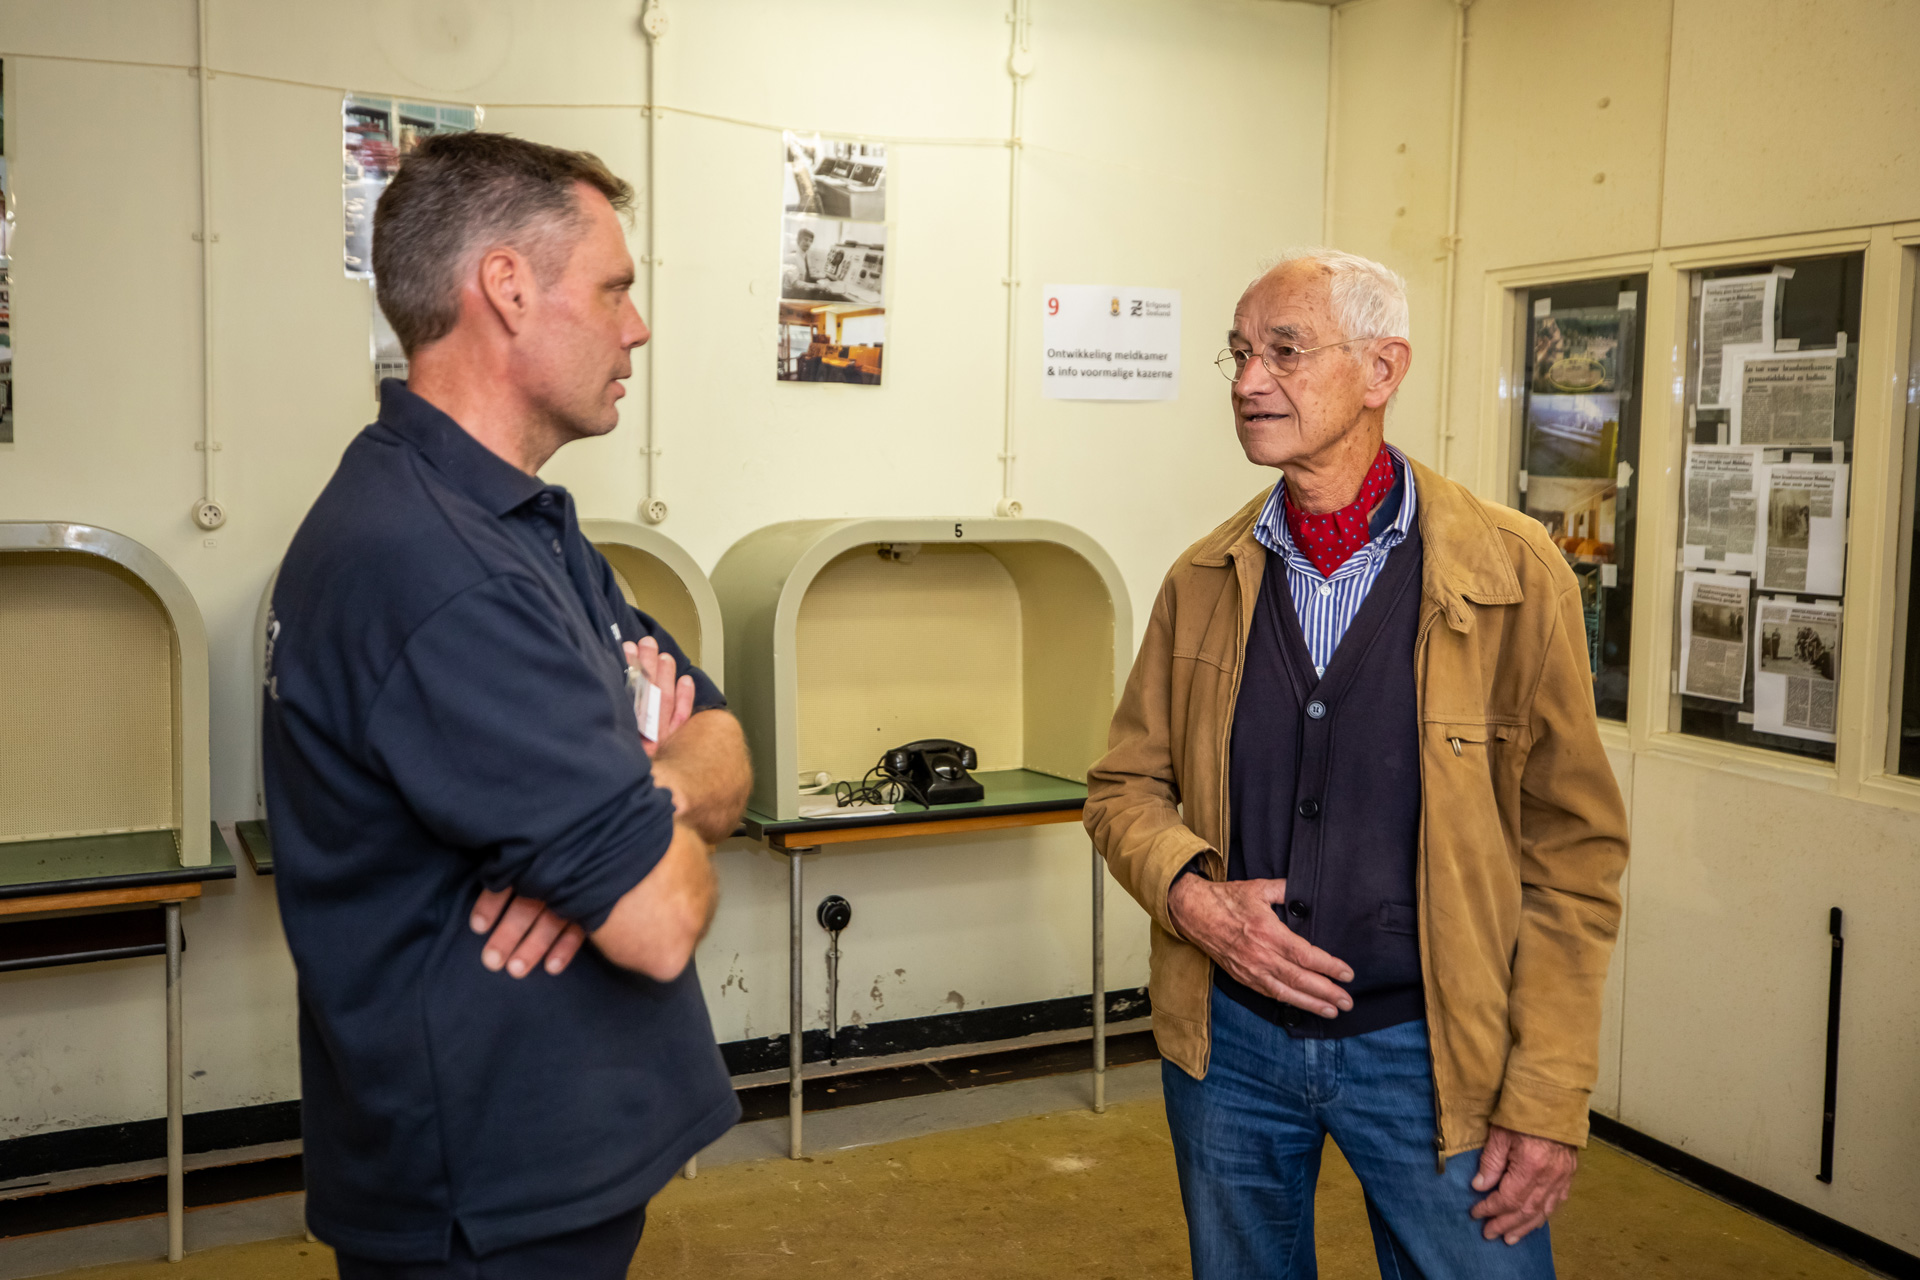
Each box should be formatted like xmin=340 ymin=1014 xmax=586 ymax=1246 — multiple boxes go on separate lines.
xmin=1110 ymin=297 xmax=1120 ymax=317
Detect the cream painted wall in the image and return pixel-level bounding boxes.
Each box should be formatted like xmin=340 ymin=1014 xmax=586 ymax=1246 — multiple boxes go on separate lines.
xmin=1323 ymin=0 xmax=1456 ymax=470
xmin=0 ymin=0 xmax=1329 ymax=1143
xmin=1329 ymin=0 xmax=1920 ymax=1251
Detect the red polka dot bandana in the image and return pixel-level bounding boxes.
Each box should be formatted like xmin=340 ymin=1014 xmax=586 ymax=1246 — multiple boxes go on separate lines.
xmin=1282 ymin=446 xmax=1396 ymax=579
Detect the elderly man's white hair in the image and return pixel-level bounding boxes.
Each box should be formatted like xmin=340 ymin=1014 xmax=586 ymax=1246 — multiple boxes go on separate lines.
xmin=1255 ymin=248 xmax=1411 ymax=345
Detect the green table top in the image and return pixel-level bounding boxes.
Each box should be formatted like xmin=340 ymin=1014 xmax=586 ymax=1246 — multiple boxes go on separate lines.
xmin=235 ymin=819 xmax=274 ymax=876
xmin=0 ymin=826 xmax=237 ymax=899
xmin=741 ymin=768 xmax=1087 ymax=840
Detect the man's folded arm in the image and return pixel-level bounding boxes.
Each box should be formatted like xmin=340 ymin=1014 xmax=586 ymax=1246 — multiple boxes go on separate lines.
xmin=365 ymin=575 xmax=706 ymax=976
xmin=586 ymin=820 xmax=717 ymax=980
xmin=649 ymin=708 xmax=753 ymax=845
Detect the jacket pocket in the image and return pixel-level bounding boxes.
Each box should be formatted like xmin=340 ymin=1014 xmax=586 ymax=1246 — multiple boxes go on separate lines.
xmin=1379 ymin=902 xmax=1418 ymax=935
xmin=1427 ymin=719 xmax=1522 ymax=756
xmin=1171 ymin=646 xmax=1234 ymax=674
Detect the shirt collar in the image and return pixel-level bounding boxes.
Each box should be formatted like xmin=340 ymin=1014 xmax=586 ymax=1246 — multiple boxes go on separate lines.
xmin=1255 ymin=442 xmax=1419 ymax=571
xmin=376 ymin=378 xmax=549 ymax=517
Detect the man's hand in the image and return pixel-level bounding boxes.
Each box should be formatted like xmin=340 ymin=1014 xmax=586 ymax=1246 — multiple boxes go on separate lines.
xmin=624 ymin=637 xmax=696 ymax=755
xmin=647 ymin=713 xmax=753 ymax=847
xmin=1469 ymin=1125 xmax=1577 ymax=1244
xmin=470 ymin=887 xmax=586 ymax=978
xmin=1167 ymin=874 xmax=1354 ymax=1018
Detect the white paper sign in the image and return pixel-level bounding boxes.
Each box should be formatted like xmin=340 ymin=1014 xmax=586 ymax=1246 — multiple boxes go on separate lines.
xmin=1042 ymin=285 xmax=1180 ymax=401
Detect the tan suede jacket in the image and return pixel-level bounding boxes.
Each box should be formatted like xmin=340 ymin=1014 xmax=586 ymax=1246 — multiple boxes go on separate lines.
xmin=1085 ymin=459 xmax=1628 ymax=1158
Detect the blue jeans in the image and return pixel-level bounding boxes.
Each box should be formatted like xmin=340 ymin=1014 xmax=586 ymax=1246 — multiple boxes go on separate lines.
xmin=1162 ymin=987 xmax=1554 ymax=1280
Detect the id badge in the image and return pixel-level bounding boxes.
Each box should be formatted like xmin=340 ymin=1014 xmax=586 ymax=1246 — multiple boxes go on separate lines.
xmin=626 ymin=665 xmax=661 ymax=742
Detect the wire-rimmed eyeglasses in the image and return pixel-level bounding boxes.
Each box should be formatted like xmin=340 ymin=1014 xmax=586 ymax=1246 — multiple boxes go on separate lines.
xmin=1215 ymin=337 xmax=1368 ymax=381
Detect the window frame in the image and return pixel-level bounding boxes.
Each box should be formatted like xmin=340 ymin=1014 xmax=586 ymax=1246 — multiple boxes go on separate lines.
xmin=1500 ymin=271 xmax=1650 ymax=724
xmin=1477 ymin=252 xmax=1655 ymax=755
xmin=1879 ymin=239 xmax=1920 ymax=781
xmin=1636 ymin=228 xmax=1919 ymax=809
xmin=1476 ymin=228 xmax=1920 ymax=815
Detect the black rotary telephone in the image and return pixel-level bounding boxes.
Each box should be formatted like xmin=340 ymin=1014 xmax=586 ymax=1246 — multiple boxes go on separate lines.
xmin=880 ymin=739 xmax=984 ymax=806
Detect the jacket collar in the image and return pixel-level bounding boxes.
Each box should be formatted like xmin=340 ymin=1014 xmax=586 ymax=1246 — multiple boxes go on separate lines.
xmin=1190 ymin=455 xmax=1523 ymax=632
xmin=376 ymin=378 xmax=547 ymax=517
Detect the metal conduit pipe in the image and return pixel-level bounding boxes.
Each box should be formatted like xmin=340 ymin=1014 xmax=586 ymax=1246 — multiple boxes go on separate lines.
xmin=1321 ymin=3 xmax=1339 ymax=244
xmin=996 ymin=0 xmax=1033 ymax=519
xmin=1434 ymin=0 xmax=1473 ymax=478
xmin=191 ymin=0 xmax=225 ymax=531
xmin=641 ymin=0 xmax=669 ymax=524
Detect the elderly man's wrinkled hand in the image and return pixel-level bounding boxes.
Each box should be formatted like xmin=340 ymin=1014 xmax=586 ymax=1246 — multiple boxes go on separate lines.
xmin=1469 ymin=1125 xmax=1578 ymax=1245
xmin=470 ymin=886 xmax=587 ymax=978
xmin=1167 ymin=873 xmax=1354 ymax=1018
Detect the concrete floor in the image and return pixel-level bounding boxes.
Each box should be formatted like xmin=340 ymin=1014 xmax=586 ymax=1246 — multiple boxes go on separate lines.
xmin=25 ymin=1073 xmax=1876 ymax=1279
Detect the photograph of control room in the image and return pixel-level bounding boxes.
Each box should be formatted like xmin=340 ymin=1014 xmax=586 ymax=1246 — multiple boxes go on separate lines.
xmin=778 ymin=299 xmax=884 ymax=385
xmin=784 ymin=133 xmax=886 ymax=220
xmin=781 ymin=216 xmax=886 ymax=306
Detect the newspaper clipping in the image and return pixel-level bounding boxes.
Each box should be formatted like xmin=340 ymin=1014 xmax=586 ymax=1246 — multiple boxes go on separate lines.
xmin=1679 ymin=571 xmax=1751 ymax=703
xmin=1753 ymin=598 xmax=1841 ymax=742
xmin=1697 ymin=274 xmax=1775 ymax=407
xmin=1732 ymin=353 xmax=1837 ymax=447
xmin=1756 ymin=462 xmax=1848 ymax=596
xmin=1682 ymin=445 xmax=1759 ymax=572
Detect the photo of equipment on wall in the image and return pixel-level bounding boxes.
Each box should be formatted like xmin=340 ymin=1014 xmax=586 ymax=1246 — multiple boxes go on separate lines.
xmin=784 ymin=130 xmax=886 ymax=221
xmin=781 ymin=216 xmax=885 ymax=306
xmin=778 ymin=299 xmax=884 ymax=385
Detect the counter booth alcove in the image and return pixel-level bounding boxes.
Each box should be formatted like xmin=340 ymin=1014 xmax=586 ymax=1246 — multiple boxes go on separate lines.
xmin=237 ymin=519 xmax=724 ymax=872
xmin=712 ymin=518 xmax=1133 ymax=1157
xmin=0 ymin=523 xmax=233 ymax=1261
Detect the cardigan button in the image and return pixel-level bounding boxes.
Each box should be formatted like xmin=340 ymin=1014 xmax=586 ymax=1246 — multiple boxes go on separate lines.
xmin=1306 ymin=700 xmax=1327 ymax=720
xmin=1288 ymin=899 xmax=1311 ymax=919
xmin=1297 ymin=798 xmax=1321 ymax=819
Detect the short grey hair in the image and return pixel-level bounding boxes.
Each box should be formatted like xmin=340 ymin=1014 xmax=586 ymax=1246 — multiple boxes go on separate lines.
xmin=1257 ymin=248 xmax=1411 ymax=345
xmin=373 ymin=132 xmax=634 ymax=355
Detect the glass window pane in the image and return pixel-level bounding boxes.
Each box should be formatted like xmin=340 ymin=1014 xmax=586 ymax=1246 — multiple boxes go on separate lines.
xmin=1512 ymin=275 xmax=1647 ymax=722
xmin=1895 ymin=254 xmax=1920 ymax=777
xmin=1670 ymin=253 xmax=1863 ymax=763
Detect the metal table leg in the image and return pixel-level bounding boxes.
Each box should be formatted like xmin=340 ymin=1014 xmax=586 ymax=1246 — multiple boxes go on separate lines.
xmin=1092 ymin=844 xmax=1106 ymax=1114
xmin=165 ymin=902 xmax=184 ymax=1262
xmin=788 ymin=847 xmax=807 ymax=1159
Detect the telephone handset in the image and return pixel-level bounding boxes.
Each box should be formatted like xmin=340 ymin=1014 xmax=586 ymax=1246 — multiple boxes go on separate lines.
xmin=879 ymin=738 xmax=984 ymax=806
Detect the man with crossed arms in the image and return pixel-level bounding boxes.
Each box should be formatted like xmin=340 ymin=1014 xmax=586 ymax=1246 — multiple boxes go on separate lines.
xmin=266 ymin=132 xmax=750 ymax=1277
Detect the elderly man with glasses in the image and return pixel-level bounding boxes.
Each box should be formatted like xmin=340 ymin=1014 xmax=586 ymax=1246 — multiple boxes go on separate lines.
xmin=1086 ymin=249 xmax=1628 ymax=1279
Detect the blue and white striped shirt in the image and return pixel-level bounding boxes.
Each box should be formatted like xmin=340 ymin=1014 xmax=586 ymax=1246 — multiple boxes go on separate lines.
xmin=1253 ymin=444 xmax=1419 ymax=678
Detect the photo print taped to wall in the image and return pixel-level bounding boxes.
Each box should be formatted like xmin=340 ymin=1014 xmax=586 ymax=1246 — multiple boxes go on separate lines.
xmin=344 ymin=95 xmax=479 ymax=391
xmin=778 ymin=132 xmax=888 ymax=387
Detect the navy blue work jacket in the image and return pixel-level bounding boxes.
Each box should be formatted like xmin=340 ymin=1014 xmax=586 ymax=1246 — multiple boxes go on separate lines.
xmin=262 ymin=381 xmax=738 ymax=1262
